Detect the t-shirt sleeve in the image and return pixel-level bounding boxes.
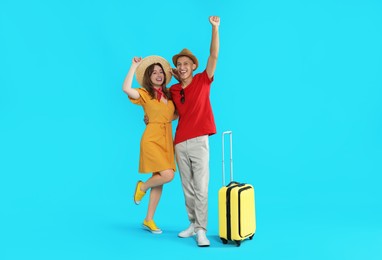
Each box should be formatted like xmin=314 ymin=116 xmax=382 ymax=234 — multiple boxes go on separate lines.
xmin=128 ymin=88 xmax=149 ymax=105
xmin=201 ymin=70 xmax=214 ymax=84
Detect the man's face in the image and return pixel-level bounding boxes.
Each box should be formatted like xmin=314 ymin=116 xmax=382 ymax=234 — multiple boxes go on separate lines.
xmin=176 ymin=56 xmax=196 ymax=80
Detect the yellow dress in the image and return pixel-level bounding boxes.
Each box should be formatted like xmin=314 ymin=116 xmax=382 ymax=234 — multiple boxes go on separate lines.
xmin=129 ymin=88 xmax=176 ymax=173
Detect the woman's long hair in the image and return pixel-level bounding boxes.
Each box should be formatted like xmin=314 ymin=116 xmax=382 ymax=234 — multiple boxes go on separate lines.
xmin=142 ymin=63 xmax=171 ymax=100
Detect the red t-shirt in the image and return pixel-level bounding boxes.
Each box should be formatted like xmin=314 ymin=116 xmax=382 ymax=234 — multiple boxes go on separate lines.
xmin=170 ymin=70 xmax=216 ymax=145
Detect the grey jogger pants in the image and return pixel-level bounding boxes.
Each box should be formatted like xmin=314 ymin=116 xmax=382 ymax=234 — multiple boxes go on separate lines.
xmin=175 ymin=135 xmax=210 ymax=232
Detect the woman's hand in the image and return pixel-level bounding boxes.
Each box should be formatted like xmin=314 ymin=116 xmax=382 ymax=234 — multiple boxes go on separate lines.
xmin=132 ymin=57 xmax=142 ymax=66
xmin=170 ymin=68 xmax=181 ymax=82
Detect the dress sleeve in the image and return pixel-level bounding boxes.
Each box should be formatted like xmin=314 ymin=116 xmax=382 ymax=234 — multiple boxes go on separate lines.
xmin=129 ymin=88 xmax=149 ymax=105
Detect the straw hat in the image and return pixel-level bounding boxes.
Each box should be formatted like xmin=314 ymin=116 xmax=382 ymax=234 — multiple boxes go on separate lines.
xmin=135 ymin=55 xmax=172 ymax=86
xmin=172 ymin=48 xmax=198 ymax=70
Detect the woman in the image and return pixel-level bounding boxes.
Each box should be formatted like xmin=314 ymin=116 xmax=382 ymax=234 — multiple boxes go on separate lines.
xmin=122 ymin=55 xmax=177 ymax=234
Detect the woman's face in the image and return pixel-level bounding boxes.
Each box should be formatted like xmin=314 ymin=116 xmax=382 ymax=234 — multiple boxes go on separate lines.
xmin=150 ymin=65 xmax=165 ymax=87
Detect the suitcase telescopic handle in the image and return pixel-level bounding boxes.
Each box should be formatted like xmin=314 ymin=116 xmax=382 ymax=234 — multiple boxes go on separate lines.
xmin=222 ymin=131 xmax=233 ymax=186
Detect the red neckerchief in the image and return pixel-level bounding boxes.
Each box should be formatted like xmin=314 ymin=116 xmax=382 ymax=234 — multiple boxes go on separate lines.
xmin=155 ymin=88 xmax=164 ymax=101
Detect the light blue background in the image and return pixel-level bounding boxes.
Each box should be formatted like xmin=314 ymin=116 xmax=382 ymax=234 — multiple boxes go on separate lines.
xmin=1 ymin=0 xmax=381 ymax=259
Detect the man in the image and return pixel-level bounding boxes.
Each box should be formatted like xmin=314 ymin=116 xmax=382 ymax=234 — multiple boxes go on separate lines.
xmin=170 ymin=16 xmax=220 ymax=247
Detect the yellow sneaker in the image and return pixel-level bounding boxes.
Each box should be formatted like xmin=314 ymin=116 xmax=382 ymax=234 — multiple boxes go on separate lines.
xmin=133 ymin=181 xmax=146 ymax=205
xmin=143 ymin=219 xmax=162 ymax=234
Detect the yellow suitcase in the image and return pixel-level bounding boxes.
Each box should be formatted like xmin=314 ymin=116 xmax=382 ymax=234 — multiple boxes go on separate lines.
xmin=219 ymin=131 xmax=256 ymax=246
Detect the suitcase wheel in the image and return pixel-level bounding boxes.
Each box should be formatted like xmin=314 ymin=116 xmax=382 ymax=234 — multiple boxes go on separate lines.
xmin=220 ymin=238 xmax=228 ymax=244
xmin=234 ymin=240 xmax=241 ymax=247
xmin=249 ymin=234 xmax=254 ymax=240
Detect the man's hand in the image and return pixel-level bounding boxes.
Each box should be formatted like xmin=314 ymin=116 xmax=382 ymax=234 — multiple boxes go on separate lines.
xmin=143 ymin=114 xmax=149 ymax=125
xmin=209 ymin=16 xmax=220 ymax=27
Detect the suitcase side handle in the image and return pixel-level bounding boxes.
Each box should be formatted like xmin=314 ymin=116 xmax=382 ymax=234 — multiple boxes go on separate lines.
xmin=222 ymin=131 xmax=233 ymax=186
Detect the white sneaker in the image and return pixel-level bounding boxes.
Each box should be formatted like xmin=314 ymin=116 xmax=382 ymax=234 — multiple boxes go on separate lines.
xmin=196 ymin=230 xmax=210 ymax=247
xmin=178 ymin=223 xmax=196 ymax=238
